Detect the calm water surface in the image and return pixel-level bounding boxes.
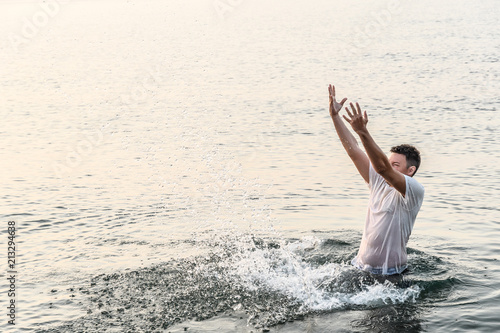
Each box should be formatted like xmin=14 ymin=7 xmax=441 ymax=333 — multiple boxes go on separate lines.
xmin=1 ymin=0 xmax=499 ymax=332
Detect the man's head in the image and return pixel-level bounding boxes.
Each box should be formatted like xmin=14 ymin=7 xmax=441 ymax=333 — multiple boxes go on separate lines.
xmin=389 ymin=144 xmax=421 ymax=177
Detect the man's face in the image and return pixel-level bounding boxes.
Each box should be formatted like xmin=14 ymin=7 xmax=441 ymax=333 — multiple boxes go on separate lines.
xmin=389 ymin=153 xmax=413 ymax=176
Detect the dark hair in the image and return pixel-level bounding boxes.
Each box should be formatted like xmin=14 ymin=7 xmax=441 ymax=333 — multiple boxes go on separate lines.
xmin=390 ymin=144 xmax=421 ymax=176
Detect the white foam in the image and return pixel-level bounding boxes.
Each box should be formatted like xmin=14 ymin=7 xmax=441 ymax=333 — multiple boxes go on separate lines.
xmin=226 ymin=236 xmax=421 ymax=311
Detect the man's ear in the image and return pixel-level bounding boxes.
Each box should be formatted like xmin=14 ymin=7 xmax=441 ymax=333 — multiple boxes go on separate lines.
xmin=408 ymin=166 xmax=416 ymax=177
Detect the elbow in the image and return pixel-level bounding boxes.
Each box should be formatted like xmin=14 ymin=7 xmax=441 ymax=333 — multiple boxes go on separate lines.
xmin=346 ymin=144 xmax=363 ymax=158
xmin=347 ymin=149 xmax=358 ymax=158
xmin=372 ymin=161 xmax=391 ymax=175
xmin=347 ymin=147 xmax=365 ymax=162
xmin=373 ymin=165 xmax=387 ymax=175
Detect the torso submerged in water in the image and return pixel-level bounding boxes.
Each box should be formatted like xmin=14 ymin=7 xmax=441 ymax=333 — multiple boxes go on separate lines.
xmin=352 ymin=164 xmax=425 ymax=275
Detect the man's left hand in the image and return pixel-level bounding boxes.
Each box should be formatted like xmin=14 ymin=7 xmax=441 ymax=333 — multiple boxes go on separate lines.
xmin=344 ymin=102 xmax=368 ymax=133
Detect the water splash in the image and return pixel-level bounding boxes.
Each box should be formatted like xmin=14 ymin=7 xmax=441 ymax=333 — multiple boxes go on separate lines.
xmin=37 ymin=233 xmax=425 ymax=332
xmin=222 ymin=234 xmax=421 ymax=312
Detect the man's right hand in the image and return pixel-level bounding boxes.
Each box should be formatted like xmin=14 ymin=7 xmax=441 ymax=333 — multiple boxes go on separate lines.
xmin=328 ymin=84 xmax=347 ymax=118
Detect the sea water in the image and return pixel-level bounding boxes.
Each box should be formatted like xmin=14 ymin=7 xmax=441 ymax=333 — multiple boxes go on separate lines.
xmin=1 ymin=0 xmax=499 ymax=332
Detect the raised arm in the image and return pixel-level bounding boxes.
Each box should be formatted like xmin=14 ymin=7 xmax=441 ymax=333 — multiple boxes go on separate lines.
xmin=343 ymin=102 xmax=407 ymax=196
xmin=328 ymin=84 xmax=369 ymax=183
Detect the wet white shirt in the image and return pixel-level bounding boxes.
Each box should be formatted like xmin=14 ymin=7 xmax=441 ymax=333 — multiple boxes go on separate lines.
xmin=352 ymin=164 xmax=425 ymax=275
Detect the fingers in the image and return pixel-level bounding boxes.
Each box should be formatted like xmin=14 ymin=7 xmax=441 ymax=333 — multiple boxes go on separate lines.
xmin=328 ymin=84 xmax=335 ymax=95
xmin=349 ymin=103 xmax=357 ymax=115
xmin=347 ymin=102 xmax=364 ymax=115
xmin=350 ymin=102 xmax=362 ymax=115
xmin=356 ymin=102 xmax=362 ymax=114
xmin=345 ymin=105 xmax=353 ymax=118
xmin=328 ymin=84 xmax=349 ymax=114
xmin=342 ymin=99 xmax=368 ymax=126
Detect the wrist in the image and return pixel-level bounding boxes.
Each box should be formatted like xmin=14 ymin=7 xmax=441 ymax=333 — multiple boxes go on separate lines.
xmin=330 ymin=111 xmax=341 ymax=118
xmin=355 ymin=128 xmax=369 ymax=136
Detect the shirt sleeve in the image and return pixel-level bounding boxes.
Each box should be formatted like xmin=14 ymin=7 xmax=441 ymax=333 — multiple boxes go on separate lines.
xmin=370 ymin=163 xmax=424 ymax=210
xmin=403 ymin=175 xmax=425 ymax=210
xmin=368 ymin=163 xmax=387 ymax=192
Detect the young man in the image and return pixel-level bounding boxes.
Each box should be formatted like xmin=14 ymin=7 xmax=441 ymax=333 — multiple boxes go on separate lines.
xmin=328 ymin=84 xmax=424 ymax=275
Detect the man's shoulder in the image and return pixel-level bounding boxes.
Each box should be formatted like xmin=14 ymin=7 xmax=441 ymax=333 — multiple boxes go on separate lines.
xmin=405 ymin=175 xmax=425 ymax=197
xmin=406 ymin=174 xmax=424 ymax=188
